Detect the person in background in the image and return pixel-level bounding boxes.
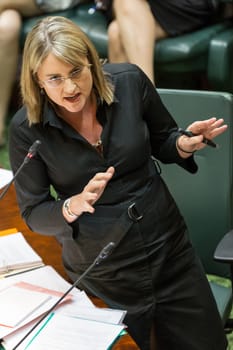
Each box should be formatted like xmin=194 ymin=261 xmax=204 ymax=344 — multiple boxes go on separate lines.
xmin=9 ymin=16 xmax=227 ymax=350
xmin=0 ymin=0 xmax=80 ymax=147
xmin=105 ymin=0 xmax=219 ymax=84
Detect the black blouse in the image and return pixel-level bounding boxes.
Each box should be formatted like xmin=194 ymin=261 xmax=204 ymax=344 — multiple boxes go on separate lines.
xmin=9 ymin=63 xmax=197 ymax=238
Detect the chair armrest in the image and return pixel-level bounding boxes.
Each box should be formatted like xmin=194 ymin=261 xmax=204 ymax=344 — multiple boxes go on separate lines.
xmin=214 ymin=230 xmax=233 ymax=263
xmin=207 ymin=25 xmax=233 ymax=92
xmin=156 ymin=20 xmax=231 ymax=60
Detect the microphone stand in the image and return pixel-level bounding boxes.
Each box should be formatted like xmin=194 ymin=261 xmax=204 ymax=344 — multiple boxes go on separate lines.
xmin=0 ymin=161 xmax=28 ymax=201
xmin=0 ymin=140 xmax=41 ymax=201
xmin=11 ymin=241 xmax=115 ymax=350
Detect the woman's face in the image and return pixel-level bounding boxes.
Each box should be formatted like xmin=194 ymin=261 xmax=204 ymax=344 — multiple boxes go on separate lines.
xmin=37 ymin=53 xmax=93 ymax=115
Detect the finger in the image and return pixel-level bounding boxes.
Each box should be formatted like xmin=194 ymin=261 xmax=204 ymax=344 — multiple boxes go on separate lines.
xmin=199 ymin=119 xmax=227 ymax=138
xmin=206 ymin=118 xmax=225 ymax=132
xmin=187 ymin=119 xmax=215 ymax=134
xmin=188 ymin=118 xmax=226 ymax=137
xmin=92 ymin=172 xmax=113 ymax=182
xmin=180 ymin=134 xmax=203 ymax=149
xmin=84 ymin=192 xmax=98 ymax=202
xmin=211 ymin=120 xmax=227 ymax=132
xmin=106 ymin=166 xmax=115 ymax=176
xmin=87 ymin=179 xmax=108 ymax=192
xmin=83 ymin=202 xmax=95 ymax=213
xmin=208 ymin=124 xmax=228 ymax=139
xmin=211 ymin=118 xmax=225 ymax=127
xmin=92 ymin=166 xmax=115 ymax=180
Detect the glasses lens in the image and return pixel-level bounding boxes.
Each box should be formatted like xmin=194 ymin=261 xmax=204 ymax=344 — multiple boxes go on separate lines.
xmin=70 ymin=68 xmax=83 ymax=80
xmin=46 ymin=77 xmax=63 ymax=88
xmin=43 ymin=65 xmax=89 ymax=88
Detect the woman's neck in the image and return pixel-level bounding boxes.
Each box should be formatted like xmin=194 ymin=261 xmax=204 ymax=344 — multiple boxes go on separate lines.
xmin=56 ymin=94 xmax=102 ymax=145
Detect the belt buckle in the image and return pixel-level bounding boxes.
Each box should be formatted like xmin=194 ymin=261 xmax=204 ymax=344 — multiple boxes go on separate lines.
xmin=128 ymin=203 xmax=143 ymax=222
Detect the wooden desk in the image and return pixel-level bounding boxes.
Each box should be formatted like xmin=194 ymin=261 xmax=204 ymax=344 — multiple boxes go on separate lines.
xmin=0 ymin=185 xmax=140 ymax=350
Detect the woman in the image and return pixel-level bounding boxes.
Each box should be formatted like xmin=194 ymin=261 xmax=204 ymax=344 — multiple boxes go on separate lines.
xmin=9 ymin=16 xmax=227 ymax=350
xmin=105 ymin=0 xmax=219 ymax=84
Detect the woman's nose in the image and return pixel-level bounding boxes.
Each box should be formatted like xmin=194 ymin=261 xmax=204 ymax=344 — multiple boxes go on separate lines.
xmin=63 ymin=78 xmax=78 ymax=92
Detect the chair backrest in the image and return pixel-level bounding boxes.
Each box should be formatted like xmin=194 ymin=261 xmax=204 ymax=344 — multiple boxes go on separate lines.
xmin=157 ymin=89 xmax=233 ymax=278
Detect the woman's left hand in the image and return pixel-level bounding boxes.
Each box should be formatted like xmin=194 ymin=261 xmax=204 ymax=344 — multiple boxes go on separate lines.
xmin=176 ymin=117 xmax=228 ymax=157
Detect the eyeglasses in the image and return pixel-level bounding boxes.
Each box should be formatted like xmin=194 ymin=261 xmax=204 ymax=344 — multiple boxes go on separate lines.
xmin=40 ymin=64 xmax=92 ymax=88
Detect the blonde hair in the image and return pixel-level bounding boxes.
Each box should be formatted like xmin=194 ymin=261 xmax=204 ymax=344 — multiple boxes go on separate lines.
xmin=21 ymin=16 xmax=114 ymax=124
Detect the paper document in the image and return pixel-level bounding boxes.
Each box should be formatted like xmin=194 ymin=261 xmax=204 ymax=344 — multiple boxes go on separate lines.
xmin=0 ymin=266 xmax=127 ymax=350
xmin=0 ymin=280 xmax=72 ymax=334
xmin=0 ymin=169 xmax=13 ymax=190
xmin=22 ymin=313 xmax=125 ymax=350
xmin=0 ymin=266 xmax=93 ymax=346
xmin=0 ymin=232 xmax=43 ymax=277
xmin=0 ymin=284 xmax=51 ymax=328
xmin=61 ymin=305 xmax=126 ymax=324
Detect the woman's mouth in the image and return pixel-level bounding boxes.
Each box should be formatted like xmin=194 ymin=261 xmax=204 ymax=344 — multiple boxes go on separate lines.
xmin=64 ymin=92 xmax=81 ymax=103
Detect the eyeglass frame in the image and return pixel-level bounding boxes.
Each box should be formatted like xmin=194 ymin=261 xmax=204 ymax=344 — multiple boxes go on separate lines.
xmin=38 ymin=63 xmax=92 ymax=88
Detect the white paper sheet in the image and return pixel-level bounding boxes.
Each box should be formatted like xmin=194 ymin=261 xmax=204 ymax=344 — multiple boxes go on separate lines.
xmin=0 ymin=285 xmax=51 ymax=328
xmin=0 ymin=232 xmax=43 ymax=276
xmin=0 ymin=169 xmax=13 ymax=190
xmin=22 ymin=313 xmax=125 ymax=350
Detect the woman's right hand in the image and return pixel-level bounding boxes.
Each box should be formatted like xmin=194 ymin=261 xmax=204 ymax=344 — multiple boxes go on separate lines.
xmin=63 ymin=166 xmax=115 ymax=222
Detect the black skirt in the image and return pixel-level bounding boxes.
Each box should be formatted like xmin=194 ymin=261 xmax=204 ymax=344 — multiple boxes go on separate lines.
xmin=61 ymin=178 xmax=227 ymax=350
xmin=104 ymin=0 xmax=218 ymax=36
xmin=148 ymin=0 xmax=218 ymax=36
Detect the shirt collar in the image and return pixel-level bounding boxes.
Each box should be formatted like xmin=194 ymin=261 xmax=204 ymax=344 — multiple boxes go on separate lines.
xmin=41 ymin=90 xmax=118 ymax=128
xmin=42 ymin=99 xmax=63 ymax=129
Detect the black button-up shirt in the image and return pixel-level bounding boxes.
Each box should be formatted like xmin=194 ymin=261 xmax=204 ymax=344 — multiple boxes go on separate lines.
xmin=9 ymin=63 xmax=197 ymax=238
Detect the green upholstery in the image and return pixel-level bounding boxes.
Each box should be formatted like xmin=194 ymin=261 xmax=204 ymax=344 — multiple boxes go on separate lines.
xmin=155 ymin=20 xmax=232 ymax=73
xmin=157 ymin=88 xmax=233 ymax=326
xmin=210 ymin=281 xmax=232 ymax=324
xmin=208 ymin=26 xmax=233 ymax=93
xmin=20 ymin=4 xmax=109 ymax=57
xmin=20 ymin=3 xmax=232 ymax=89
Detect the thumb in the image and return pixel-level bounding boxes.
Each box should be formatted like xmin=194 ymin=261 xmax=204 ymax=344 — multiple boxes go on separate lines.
xmin=106 ymin=166 xmax=115 ymax=176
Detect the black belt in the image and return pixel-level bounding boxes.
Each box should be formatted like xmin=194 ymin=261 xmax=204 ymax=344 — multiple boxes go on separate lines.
xmin=127 ymin=202 xmax=144 ymax=222
xmin=110 ymin=179 xmax=157 ymax=248
xmin=128 ymin=177 xmax=158 ymax=222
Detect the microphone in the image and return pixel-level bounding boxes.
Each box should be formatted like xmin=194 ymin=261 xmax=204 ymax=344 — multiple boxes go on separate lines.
xmin=0 ymin=140 xmax=41 ymax=200
xmin=11 ymin=241 xmax=116 ymax=350
xmin=94 ymin=241 xmax=115 ymax=265
xmin=24 ymin=140 xmax=42 ymax=164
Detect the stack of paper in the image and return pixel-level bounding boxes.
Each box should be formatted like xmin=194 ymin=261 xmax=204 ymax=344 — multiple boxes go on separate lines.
xmin=0 ymin=231 xmax=127 ymax=349
xmin=0 ymin=276 xmax=74 ymax=341
xmin=0 ymin=232 xmax=44 ymax=277
xmin=0 ymin=266 xmax=127 ymax=350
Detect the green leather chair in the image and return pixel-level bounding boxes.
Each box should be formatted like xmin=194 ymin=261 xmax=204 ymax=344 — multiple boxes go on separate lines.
xmin=208 ymin=26 xmax=233 ymax=93
xmin=20 ymin=3 xmax=232 ymax=90
xmin=157 ymin=88 xmax=233 ymax=328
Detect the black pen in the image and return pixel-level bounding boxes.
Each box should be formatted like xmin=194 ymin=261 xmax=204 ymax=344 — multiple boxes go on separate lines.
xmin=178 ymin=128 xmax=217 ymax=148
